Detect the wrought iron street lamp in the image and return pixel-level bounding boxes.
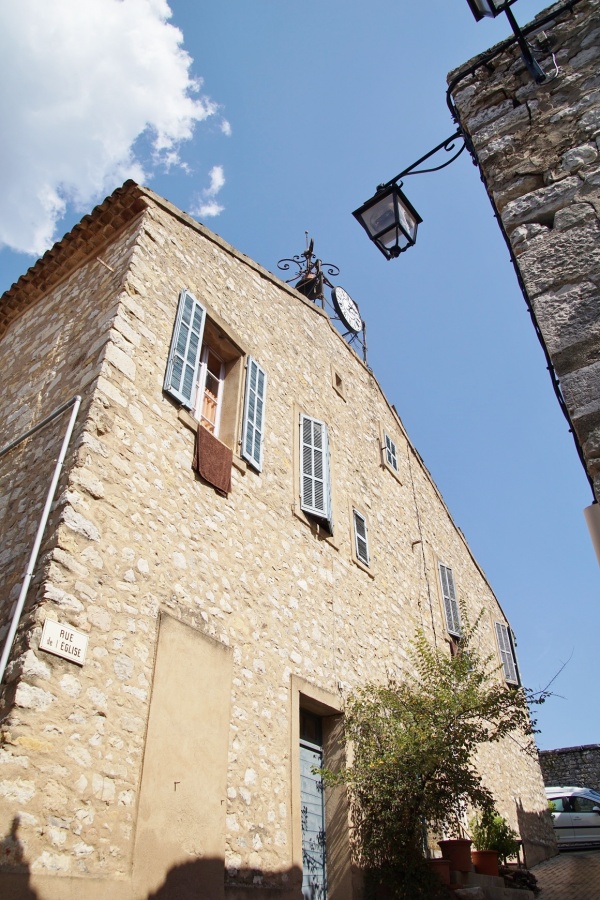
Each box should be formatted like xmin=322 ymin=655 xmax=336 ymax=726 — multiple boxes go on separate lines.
xmin=352 ymin=183 xmax=422 ymax=261
xmin=352 ymin=131 xmax=465 ymax=261
xmin=466 ymin=0 xmax=547 ymax=82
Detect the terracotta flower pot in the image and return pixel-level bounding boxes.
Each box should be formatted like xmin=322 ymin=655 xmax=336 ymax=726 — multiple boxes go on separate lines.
xmin=471 ymin=848 xmax=499 ymax=877
xmin=428 ymin=857 xmax=452 ymax=885
xmin=438 ymin=838 xmax=472 ymax=872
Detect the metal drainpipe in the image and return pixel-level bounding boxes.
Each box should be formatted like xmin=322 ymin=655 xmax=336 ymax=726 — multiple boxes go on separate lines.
xmin=0 ymin=395 xmax=82 ymax=685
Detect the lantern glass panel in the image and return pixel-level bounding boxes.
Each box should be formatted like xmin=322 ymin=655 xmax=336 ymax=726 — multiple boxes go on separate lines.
xmin=466 ymin=0 xmax=500 ymax=18
xmin=364 ymin=193 xmax=396 ymax=240
xmin=397 ymin=199 xmax=417 ymax=242
xmin=380 ymin=226 xmax=407 ymax=254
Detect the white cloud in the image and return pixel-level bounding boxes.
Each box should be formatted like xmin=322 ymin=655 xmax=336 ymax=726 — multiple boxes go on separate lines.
xmin=206 ymin=165 xmax=225 ymax=197
xmin=221 ymin=120 xmax=232 ymax=137
xmin=196 ymin=200 xmax=225 ymax=218
xmin=192 ymin=164 xmax=226 ymax=219
xmin=0 ymin=0 xmax=218 ymax=254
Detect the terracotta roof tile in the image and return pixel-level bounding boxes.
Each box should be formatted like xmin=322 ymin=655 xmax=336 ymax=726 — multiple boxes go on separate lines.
xmin=0 ymin=180 xmax=148 ymax=340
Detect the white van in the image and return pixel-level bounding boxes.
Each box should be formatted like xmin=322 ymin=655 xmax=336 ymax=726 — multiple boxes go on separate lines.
xmin=546 ymin=786 xmax=600 ymax=848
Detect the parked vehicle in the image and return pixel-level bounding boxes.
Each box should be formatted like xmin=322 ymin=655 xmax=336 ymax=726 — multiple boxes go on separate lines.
xmin=545 ymin=786 xmax=600 ymax=848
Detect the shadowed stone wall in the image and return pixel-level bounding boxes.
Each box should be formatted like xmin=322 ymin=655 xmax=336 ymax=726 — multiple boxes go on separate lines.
xmin=540 ymin=744 xmax=600 ymax=792
xmin=449 ymin=0 xmax=600 ymax=501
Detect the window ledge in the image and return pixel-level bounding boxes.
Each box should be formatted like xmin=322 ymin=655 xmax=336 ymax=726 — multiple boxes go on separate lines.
xmin=351 ymin=556 xmax=375 ymax=579
xmin=177 ymin=406 xmax=247 ymax=476
xmin=292 ymin=504 xmax=339 ymax=549
xmin=382 ymin=457 xmax=403 ymax=486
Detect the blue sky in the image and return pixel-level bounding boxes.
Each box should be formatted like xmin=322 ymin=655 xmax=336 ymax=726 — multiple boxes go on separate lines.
xmin=0 ymin=0 xmax=597 ymax=751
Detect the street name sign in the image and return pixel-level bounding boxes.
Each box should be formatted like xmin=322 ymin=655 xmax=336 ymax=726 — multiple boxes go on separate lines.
xmin=40 ymin=619 xmax=88 ymax=666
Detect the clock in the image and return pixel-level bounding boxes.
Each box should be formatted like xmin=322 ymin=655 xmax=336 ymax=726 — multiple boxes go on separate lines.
xmin=331 ymin=286 xmax=362 ymax=334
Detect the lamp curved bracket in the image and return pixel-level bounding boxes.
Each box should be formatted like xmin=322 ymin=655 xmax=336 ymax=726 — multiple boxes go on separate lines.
xmin=381 ymin=130 xmax=466 ymax=191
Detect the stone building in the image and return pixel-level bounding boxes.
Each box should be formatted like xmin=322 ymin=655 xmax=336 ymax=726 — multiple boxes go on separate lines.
xmin=447 ymin=0 xmax=600 ymax=553
xmin=0 ymin=181 xmax=554 ymax=899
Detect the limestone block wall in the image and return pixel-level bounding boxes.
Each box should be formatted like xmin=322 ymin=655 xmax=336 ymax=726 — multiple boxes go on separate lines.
xmin=539 ymin=744 xmax=600 ymax=792
xmin=0 ymin=184 xmax=554 ymax=898
xmin=0 ymin=213 xmax=144 ymax=664
xmin=449 ymin=0 xmax=600 ymax=498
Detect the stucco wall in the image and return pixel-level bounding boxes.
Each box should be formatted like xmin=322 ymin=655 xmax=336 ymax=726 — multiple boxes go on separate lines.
xmin=0 ymin=185 xmax=554 ymax=897
xmin=449 ymin=0 xmax=600 ymax=500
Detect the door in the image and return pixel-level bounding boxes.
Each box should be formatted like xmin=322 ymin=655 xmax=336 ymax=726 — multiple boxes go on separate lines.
xmin=571 ymin=795 xmax=600 ymax=845
xmin=300 ymin=711 xmax=327 ymax=900
xmin=548 ymin=796 xmax=576 ymax=846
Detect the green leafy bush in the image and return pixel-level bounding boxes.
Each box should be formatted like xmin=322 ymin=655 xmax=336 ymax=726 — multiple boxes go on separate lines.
xmin=321 ymin=606 xmax=540 ymax=898
xmin=470 ymin=811 xmax=520 ymax=862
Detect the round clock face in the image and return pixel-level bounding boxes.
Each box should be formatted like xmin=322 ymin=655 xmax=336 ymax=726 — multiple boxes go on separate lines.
xmin=332 ymin=286 xmax=362 ymax=333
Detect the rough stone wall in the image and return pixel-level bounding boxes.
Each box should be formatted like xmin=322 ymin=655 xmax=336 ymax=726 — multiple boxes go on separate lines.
xmin=449 ymin=0 xmax=600 ymax=499
xmin=0 ymin=216 xmax=146 ymax=891
xmin=539 ymin=744 xmax=600 ymax=792
xmin=0 ymin=220 xmax=143 ymax=652
xmin=0 ymin=186 xmax=555 ymax=897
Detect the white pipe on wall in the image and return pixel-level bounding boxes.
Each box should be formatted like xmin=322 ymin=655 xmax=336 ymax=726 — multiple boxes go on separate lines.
xmin=0 ymin=395 xmax=82 ymax=685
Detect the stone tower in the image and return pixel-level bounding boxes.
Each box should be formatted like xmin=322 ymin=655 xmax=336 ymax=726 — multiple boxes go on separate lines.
xmin=448 ymin=0 xmax=600 ymax=552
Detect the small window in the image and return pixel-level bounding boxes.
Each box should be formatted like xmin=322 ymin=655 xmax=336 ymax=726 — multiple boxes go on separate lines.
xmin=495 ymin=622 xmax=519 ymax=685
xmin=571 ymin=796 xmax=599 ymax=813
xmin=384 ymin=433 xmax=398 ymax=472
xmin=331 ymin=366 xmax=346 ymax=400
xmin=439 ymin=563 xmax=461 ymax=637
xmin=300 ymin=414 xmax=333 ymax=533
xmin=353 ymin=509 xmax=370 ymax=566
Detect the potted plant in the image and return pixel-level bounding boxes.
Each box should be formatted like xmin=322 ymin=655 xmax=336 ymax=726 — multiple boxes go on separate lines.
xmin=438 ymin=836 xmax=473 ymax=873
xmin=470 ymin=811 xmax=520 ymax=876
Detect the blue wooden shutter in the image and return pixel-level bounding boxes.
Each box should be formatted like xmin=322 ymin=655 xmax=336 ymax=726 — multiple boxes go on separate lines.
xmin=495 ymin=622 xmax=519 ymax=684
xmin=439 ymin=563 xmax=461 ymax=636
xmin=163 ymin=289 xmax=206 ymax=408
xmin=241 ymin=357 xmax=267 ymax=471
xmin=300 ymin=415 xmax=332 ymax=528
xmin=353 ymin=510 xmax=369 ymax=565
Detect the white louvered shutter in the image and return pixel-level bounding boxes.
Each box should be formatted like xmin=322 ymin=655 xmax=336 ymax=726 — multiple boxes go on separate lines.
xmin=300 ymin=415 xmax=332 ymax=527
xmin=495 ymin=622 xmax=519 ymax=684
xmin=439 ymin=563 xmax=461 ymax=636
xmin=353 ymin=510 xmax=369 ymax=565
xmin=242 ymin=357 xmax=268 ymax=471
xmin=163 ymin=289 xmax=206 ymax=408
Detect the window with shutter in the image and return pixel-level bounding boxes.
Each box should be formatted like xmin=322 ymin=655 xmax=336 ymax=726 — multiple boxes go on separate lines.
xmin=164 ymin=289 xmax=206 ymax=408
xmin=353 ymin=509 xmax=370 ymax=566
xmin=165 ymin=291 xmax=269 ymax=466
xmin=300 ymin=415 xmax=332 ymax=531
xmin=495 ymin=622 xmax=519 ymax=684
xmin=439 ymin=563 xmax=461 ymax=637
xmin=241 ymin=357 xmax=268 ymax=471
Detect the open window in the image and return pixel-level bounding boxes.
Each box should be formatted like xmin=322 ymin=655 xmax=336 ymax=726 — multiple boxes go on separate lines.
xmin=299 ymin=414 xmax=333 ymax=534
xmin=164 ymin=289 xmax=267 ymax=471
xmin=439 ymin=563 xmax=461 ymax=637
xmin=495 ymin=622 xmax=520 ymax=685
